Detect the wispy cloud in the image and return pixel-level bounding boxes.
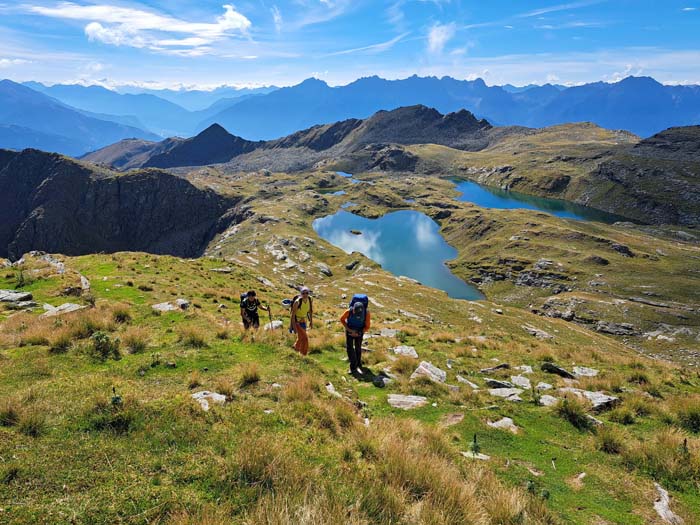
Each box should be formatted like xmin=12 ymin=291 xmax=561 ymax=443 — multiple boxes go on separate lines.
xmin=24 ymin=3 xmax=251 ymax=55
xmin=427 ymin=22 xmax=455 ymax=54
xmin=681 ymin=7 xmax=697 ymax=11
xmin=271 ymin=5 xmax=283 ymax=33
xmin=322 ymin=32 xmax=409 ymax=57
xmin=518 ymin=0 xmax=605 ymax=18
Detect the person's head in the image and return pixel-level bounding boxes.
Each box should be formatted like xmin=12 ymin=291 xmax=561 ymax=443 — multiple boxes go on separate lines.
xmin=300 ymin=286 xmax=311 ymax=299
xmin=247 ymin=290 xmax=256 ymax=298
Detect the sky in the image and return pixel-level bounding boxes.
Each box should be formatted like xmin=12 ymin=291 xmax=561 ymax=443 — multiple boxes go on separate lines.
xmin=0 ymin=0 xmax=699 ymax=89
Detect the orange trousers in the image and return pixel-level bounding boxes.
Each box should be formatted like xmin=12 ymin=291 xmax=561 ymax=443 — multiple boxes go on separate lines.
xmin=294 ymin=322 xmax=309 ymax=356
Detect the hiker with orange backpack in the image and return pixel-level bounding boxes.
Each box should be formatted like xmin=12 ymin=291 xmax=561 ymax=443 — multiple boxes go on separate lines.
xmin=340 ymin=294 xmax=370 ymax=375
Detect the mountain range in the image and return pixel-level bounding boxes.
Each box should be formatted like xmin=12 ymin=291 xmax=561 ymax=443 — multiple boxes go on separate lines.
xmin=3 ymin=75 xmax=700 ymax=157
xmin=0 ymin=80 xmax=159 ymax=156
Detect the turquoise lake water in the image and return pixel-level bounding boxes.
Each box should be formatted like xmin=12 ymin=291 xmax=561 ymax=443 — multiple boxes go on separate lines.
xmin=313 ymin=210 xmax=484 ymax=300
xmin=452 ymin=179 xmax=627 ymax=223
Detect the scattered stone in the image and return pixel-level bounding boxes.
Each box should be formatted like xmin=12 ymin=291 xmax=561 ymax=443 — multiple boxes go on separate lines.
xmin=522 ymin=324 xmax=554 ymax=339
xmin=175 ymin=299 xmax=190 ymax=310
xmin=538 ymin=395 xmax=559 ymax=407
xmin=316 ymin=263 xmax=333 ymax=277
xmin=461 ymin=451 xmax=491 ymax=461
xmin=380 ymin=328 xmax=400 ymax=337
xmin=165 ymin=362 xmax=177 ymax=369
xmin=487 ymin=417 xmax=519 ymax=433
xmin=441 ymin=413 xmax=464 ymax=427
xmin=488 ymin=388 xmax=523 ymax=401
xmin=493 ymin=308 xmax=503 ymax=315
xmin=541 ymin=362 xmax=576 ymax=379
xmin=325 ymin=382 xmax=342 ymax=398
xmin=40 ymin=303 xmax=85 ymax=318
xmin=79 ymin=275 xmax=91 ymax=292
xmin=568 ymin=472 xmax=587 ymax=490
xmin=387 ymin=394 xmax=428 ymax=410
xmin=210 ymin=267 xmax=233 ymax=273
xmin=573 ymin=366 xmax=599 ymax=377
xmin=511 ymin=375 xmax=532 ymax=389
xmin=345 ymin=260 xmax=360 ymax=271
xmin=611 ymin=243 xmax=634 ymax=257
xmin=480 ymin=363 xmax=510 ymax=373
xmin=456 ymin=375 xmax=480 ymax=389
xmin=536 ymin=382 xmax=553 ymax=391
xmin=515 ymin=365 xmax=534 ymax=374
xmin=393 ymin=345 xmax=418 ymax=358
xmin=559 ymin=388 xmax=620 ymax=411
xmin=587 ymin=414 xmax=604 ymax=426
xmin=263 ymin=409 xmax=274 ymax=415
xmin=152 ymin=302 xmax=179 ymax=312
xmin=446 ymin=359 xmax=454 ymax=369
xmin=372 ymin=373 xmax=393 ymax=388
xmin=410 ymin=361 xmax=447 ymax=383
xmin=654 ymin=483 xmax=684 ymax=524
xmin=264 ymin=320 xmax=284 ymax=331
xmin=271 ymin=383 xmax=282 ymax=389
xmin=0 ymin=290 xmax=33 ymax=302
xmin=485 ymin=378 xmax=515 ymax=389
xmin=257 ymin=276 xmax=274 ymax=287
xmin=191 ymin=391 xmax=226 ymax=411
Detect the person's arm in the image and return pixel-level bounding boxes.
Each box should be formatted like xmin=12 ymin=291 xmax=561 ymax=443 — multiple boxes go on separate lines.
xmin=340 ymin=310 xmax=350 ymax=330
xmin=364 ymin=311 xmax=371 ymax=332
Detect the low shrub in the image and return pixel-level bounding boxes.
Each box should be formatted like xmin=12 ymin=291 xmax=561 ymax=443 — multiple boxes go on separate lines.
xmin=89 ymin=331 xmax=121 ymax=361
xmin=675 ymin=398 xmax=700 ymax=434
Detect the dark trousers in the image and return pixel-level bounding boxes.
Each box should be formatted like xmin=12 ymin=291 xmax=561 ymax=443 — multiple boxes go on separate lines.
xmin=346 ymin=332 xmax=363 ymax=371
xmin=243 ymin=312 xmax=260 ymax=329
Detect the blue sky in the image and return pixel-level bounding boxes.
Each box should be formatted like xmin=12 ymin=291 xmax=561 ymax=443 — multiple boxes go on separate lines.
xmin=0 ymin=0 xmax=699 ymax=89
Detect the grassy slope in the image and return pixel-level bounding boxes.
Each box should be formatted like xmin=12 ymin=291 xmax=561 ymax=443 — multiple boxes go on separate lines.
xmin=1 ymin=169 xmax=700 ymax=524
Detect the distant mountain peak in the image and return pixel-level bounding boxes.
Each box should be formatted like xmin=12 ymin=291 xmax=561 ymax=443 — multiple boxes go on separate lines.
xmin=197 ymin=123 xmax=232 ymax=138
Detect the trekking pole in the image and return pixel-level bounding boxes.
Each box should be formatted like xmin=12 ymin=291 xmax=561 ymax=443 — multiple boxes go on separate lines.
xmin=267 ymin=303 xmax=273 ymax=327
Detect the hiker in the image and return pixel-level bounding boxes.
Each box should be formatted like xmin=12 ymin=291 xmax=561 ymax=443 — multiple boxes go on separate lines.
xmin=240 ymin=290 xmax=269 ymax=330
xmin=290 ymin=286 xmax=313 ymax=355
xmin=340 ymin=294 xmax=370 ymax=374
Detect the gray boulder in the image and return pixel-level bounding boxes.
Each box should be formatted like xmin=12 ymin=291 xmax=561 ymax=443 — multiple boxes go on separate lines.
xmin=411 ymin=361 xmax=447 ymax=383
xmin=387 ymin=394 xmax=427 ymax=410
xmin=541 ymin=362 xmax=576 ymax=379
xmin=0 ymin=290 xmax=33 ymax=302
xmin=485 ymin=378 xmax=515 ymax=389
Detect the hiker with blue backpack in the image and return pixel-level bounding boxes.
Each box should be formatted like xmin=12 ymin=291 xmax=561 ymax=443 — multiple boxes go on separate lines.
xmin=340 ymin=294 xmax=370 ymax=375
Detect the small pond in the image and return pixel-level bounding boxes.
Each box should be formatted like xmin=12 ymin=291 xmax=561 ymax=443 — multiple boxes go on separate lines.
xmin=313 ymin=210 xmax=483 ymax=300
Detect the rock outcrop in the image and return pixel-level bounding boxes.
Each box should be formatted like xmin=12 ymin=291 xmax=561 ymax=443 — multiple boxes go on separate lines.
xmin=0 ymin=149 xmax=245 ymax=260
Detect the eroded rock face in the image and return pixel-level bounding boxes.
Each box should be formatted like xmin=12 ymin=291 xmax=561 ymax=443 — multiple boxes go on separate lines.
xmin=0 ymin=149 xmax=245 ymax=260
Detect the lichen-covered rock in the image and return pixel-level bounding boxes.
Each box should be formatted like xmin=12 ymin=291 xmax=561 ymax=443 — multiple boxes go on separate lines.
xmin=410 ymin=361 xmax=447 ymax=383
xmin=387 ymin=394 xmax=428 ymax=410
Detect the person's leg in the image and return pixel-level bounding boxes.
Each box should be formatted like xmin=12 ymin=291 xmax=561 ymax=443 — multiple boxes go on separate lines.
xmin=242 ymin=316 xmax=251 ymax=330
xmin=251 ymin=313 xmax=260 ymax=329
xmin=346 ymin=333 xmax=357 ymax=371
xmin=355 ymin=334 xmax=363 ymax=371
xmin=294 ymin=322 xmax=308 ymax=355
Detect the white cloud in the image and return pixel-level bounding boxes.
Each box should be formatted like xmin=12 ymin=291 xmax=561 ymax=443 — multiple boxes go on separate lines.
xmin=271 ymin=5 xmax=283 ymax=32
xmin=27 ymin=3 xmax=251 ymax=55
xmin=518 ymin=0 xmax=603 ymax=18
xmin=427 ymin=22 xmax=455 ymax=54
xmin=682 ymin=7 xmax=697 ymax=11
xmin=0 ymin=58 xmax=29 ymax=68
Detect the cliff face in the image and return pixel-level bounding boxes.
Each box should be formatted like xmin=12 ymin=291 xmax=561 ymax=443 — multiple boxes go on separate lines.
xmin=0 ymin=149 xmax=244 ymax=260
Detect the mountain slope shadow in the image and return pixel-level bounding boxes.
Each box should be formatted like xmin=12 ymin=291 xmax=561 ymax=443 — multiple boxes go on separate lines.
xmin=0 ymin=149 xmax=247 ymax=260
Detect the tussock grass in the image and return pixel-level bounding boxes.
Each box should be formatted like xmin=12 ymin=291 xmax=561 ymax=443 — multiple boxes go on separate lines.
xmin=18 ymin=410 xmax=47 ymax=437
xmin=188 ymin=371 xmax=204 ymax=390
xmin=239 ymin=363 xmax=261 ymax=388
xmin=393 ymin=355 xmax=418 ymax=376
xmin=282 ymin=374 xmax=322 ymax=403
xmin=48 ymin=328 xmax=72 ymax=354
xmin=122 ymin=326 xmax=149 ymax=354
xmin=556 ymin=397 xmax=594 ymax=431
xmin=0 ymin=399 xmax=20 ymax=427
xmin=111 ymin=306 xmax=131 ymax=324
xmin=622 ymin=428 xmax=700 ymax=489
xmin=178 ymin=326 xmax=209 ymax=348
xmin=672 ymin=396 xmax=700 ymax=434
xmin=595 ymin=425 xmax=627 ymax=455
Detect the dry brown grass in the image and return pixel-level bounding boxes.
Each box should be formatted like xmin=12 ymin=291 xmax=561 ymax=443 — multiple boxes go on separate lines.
xmin=431 ymin=331 xmax=458 ymax=343
xmin=239 ymin=363 xmax=261 ymax=388
xmin=281 ymin=374 xmax=322 ymax=403
xmin=178 ymin=326 xmax=209 ymax=348
xmin=393 ymin=355 xmax=418 ymax=376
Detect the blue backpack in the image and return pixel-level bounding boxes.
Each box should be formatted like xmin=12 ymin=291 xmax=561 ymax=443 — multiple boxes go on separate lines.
xmin=347 ymin=294 xmax=369 ymax=330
